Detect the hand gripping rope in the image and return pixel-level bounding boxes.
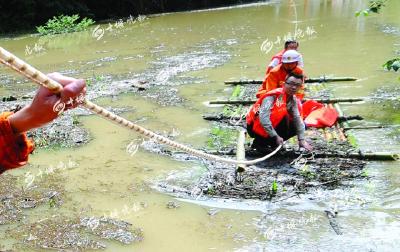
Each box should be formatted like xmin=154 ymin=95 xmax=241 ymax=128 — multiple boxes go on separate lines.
xmin=0 ymin=47 xmax=281 ymax=165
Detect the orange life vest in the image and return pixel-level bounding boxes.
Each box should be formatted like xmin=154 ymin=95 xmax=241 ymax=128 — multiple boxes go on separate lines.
xmin=257 ymin=64 xmax=304 ymax=99
xmin=246 ymin=88 xmax=300 ymax=138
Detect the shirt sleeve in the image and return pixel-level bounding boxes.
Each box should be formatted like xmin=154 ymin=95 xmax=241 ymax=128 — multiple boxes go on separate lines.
xmin=298 ymin=54 xmax=304 ymax=68
xmin=0 ymin=112 xmax=35 ymax=174
xmin=287 ymin=97 xmax=305 ymax=141
xmin=268 ymin=58 xmax=280 ymax=69
xmin=259 ymin=96 xmax=278 ymax=138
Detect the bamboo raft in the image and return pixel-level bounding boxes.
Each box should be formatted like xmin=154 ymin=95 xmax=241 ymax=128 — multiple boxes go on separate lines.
xmin=204 ymin=77 xmax=399 ymax=162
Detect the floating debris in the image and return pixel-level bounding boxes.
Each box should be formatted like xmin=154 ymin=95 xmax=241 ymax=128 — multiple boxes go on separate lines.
xmin=166 ymin=201 xmax=180 ymax=209
xmin=0 ymin=175 xmax=64 ymax=225
xmin=11 ymin=215 xmax=143 ymax=250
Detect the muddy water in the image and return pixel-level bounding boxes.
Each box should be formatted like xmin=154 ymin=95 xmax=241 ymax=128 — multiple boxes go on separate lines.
xmin=1 ymin=0 xmax=400 ymax=251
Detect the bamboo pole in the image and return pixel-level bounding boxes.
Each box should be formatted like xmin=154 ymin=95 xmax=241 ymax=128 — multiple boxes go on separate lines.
xmin=224 ymin=77 xmax=358 ymax=85
xmin=236 ymin=130 xmax=247 ymax=173
xmin=329 ymin=104 xmax=347 ymax=141
xmin=343 ymin=125 xmax=390 ymax=130
xmin=0 ymin=47 xmax=284 ymax=166
xmin=213 ymin=149 xmax=399 ymax=161
xmin=209 ymin=98 xmax=363 ymax=105
xmin=202 ymin=113 xmax=362 ymax=123
xmin=334 ymin=103 xmax=350 ymax=139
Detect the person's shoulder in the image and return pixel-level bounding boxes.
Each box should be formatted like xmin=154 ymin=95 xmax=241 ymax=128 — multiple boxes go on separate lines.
xmin=269 ymin=64 xmax=283 ymax=74
xmin=293 ymin=66 xmax=304 ymax=75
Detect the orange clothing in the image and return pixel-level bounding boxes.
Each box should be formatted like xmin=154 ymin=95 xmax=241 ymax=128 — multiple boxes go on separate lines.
xmin=256 ymin=64 xmax=304 ymax=98
xmin=246 ymin=88 xmax=294 ymax=138
xmin=0 ymin=112 xmax=34 ymax=174
xmin=266 ymin=49 xmax=285 ymax=74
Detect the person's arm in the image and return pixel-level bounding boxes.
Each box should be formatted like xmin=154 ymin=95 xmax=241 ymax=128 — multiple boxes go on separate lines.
xmin=9 ymin=73 xmax=86 ymax=134
xmin=298 ymin=54 xmax=304 ymax=68
xmin=259 ymin=96 xmax=278 ymax=137
xmin=0 ymin=112 xmax=34 ymax=173
xmin=288 ymin=97 xmax=312 ymax=151
xmin=288 ymin=97 xmax=305 ymax=140
xmin=267 ymin=58 xmax=280 ymax=73
xmin=0 ymin=73 xmax=86 ymax=173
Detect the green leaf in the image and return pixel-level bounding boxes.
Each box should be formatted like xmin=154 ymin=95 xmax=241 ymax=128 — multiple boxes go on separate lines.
xmin=271 ymin=180 xmax=278 ymax=194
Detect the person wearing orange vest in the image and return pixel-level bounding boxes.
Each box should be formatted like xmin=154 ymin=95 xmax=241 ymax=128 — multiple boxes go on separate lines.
xmin=247 ymin=73 xmax=312 ymax=152
xmin=256 ymin=50 xmax=305 ymax=99
xmin=266 ymin=40 xmax=304 ymax=74
xmin=0 ymin=73 xmax=86 ymax=174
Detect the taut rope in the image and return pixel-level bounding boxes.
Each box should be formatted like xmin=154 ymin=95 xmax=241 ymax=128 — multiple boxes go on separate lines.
xmin=0 ymin=47 xmax=282 ymax=165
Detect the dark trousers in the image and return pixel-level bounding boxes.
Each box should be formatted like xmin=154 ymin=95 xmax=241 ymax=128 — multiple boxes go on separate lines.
xmin=247 ymin=115 xmax=297 ymax=149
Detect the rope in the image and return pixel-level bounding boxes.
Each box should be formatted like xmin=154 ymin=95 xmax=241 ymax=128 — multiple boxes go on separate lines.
xmin=0 ymin=47 xmax=281 ymax=165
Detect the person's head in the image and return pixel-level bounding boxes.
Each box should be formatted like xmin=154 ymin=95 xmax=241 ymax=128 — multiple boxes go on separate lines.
xmin=284 ymin=40 xmax=299 ymax=50
xmin=281 ymin=50 xmax=301 ymax=71
xmin=283 ymin=73 xmax=303 ymax=96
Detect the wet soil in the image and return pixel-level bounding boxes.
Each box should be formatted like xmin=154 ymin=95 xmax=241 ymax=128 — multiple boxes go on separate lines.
xmin=0 ymin=173 xmax=142 ymax=251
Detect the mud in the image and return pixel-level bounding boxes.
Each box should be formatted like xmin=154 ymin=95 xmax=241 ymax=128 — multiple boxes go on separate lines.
xmin=10 ymin=216 xmax=143 ymax=251
xmin=0 ymin=173 xmax=142 ymax=251
xmin=0 ymin=174 xmax=64 ymax=225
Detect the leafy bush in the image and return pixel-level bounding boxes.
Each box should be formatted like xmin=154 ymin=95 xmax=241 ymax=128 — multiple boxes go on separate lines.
xmin=36 ymin=14 xmax=95 ymax=35
xmin=383 ymin=58 xmax=400 ymax=72
xmin=355 ymin=0 xmax=387 ymax=16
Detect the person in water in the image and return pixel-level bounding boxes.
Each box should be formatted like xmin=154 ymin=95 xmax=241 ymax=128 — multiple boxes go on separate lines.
xmin=0 ymin=73 xmax=86 ymax=174
xmin=266 ymin=39 xmax=304 ymax=74
xmin=247 ymin=73 xmax=312 ymax=152
xmin=256 ymin=50 xmax=305 ymax=99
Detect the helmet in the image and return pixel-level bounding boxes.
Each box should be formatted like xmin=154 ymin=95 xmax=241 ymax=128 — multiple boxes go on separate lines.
xmin=282 ymin=50 xmax=301 ymax=63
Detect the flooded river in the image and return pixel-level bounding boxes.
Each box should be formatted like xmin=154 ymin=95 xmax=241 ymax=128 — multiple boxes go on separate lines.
xmin=1 ymin=0 xmax=400 ymax=251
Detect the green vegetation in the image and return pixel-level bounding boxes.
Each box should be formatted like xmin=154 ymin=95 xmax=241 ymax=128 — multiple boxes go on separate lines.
xmin=207 ymin=126 xmax=237 ymax=149
xmin=36 ymin=14 xmax=95 ymax=35
xmin=207 ymin=186 xmax=216 ymax=195
xmin=72 ymin=115 xmax=80 ymax=125
xmin=361 ymin=170 xmax=369 ymax=177
xmin=271 ymin=180 xmax=278 ymax=194
xmin=49 ymin=197 xmax=57 ymax=208
xmin=86 ymin=74 xmax=105 ymax=87
xmin=383 ymin=58 xmax=400 ymax=72
xmin=355 ymin=0 xmax=387 ymax=16
xmin=231 ymin=85 xmax=242 ymax=98
xmin=347 ymin=134 xmax=358 ymax=148
xmin=299 ymin=166 xmax=316 ymax=180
